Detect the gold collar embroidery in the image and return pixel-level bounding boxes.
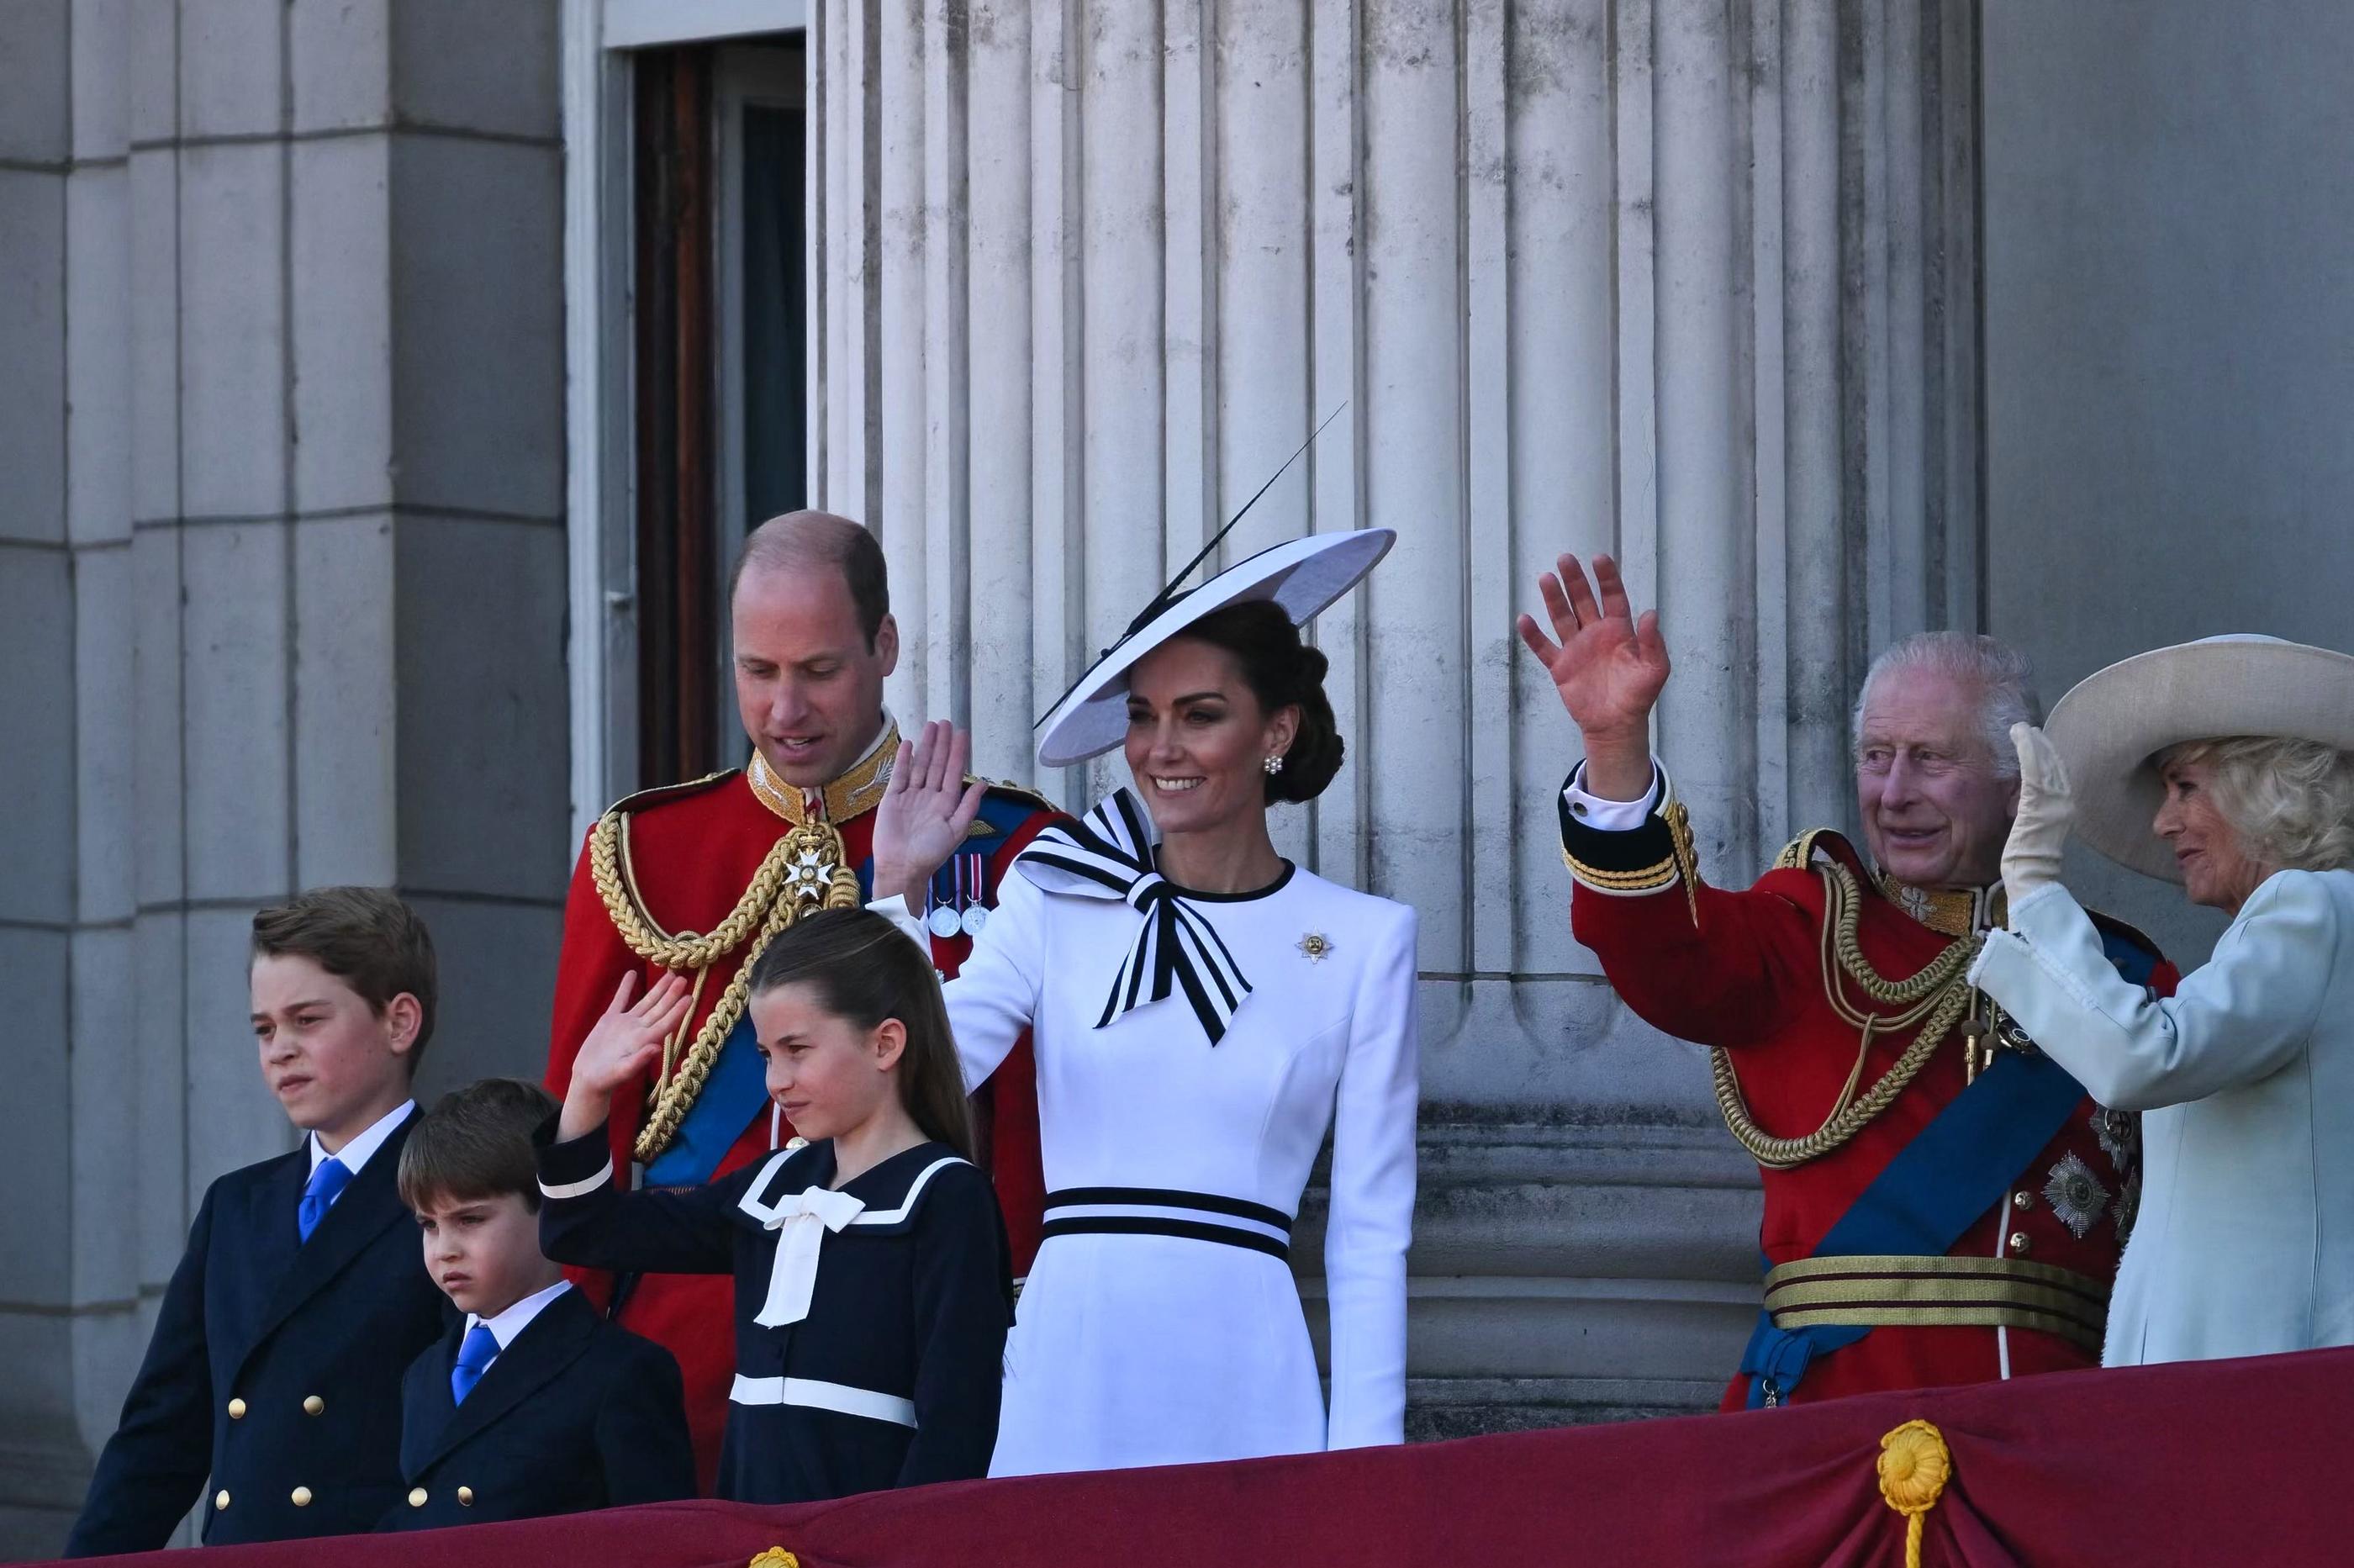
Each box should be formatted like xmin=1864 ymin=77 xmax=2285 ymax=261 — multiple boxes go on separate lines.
xmin=748 ymin=720 xmax=900 ymax=826
xmin=1876 ymin=874 xmax=2008 ymax=937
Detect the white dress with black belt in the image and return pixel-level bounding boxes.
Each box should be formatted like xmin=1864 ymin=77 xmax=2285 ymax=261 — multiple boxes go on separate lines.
xmin=886 ymin=789 xmax=1420 ymax=1476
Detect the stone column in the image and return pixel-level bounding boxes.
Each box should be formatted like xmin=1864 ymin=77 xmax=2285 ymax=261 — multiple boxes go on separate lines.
xmin=0 ymin=2 xmax=570 ymax=1549
xmin=807 ymin=0 xmax=1982 ymax=1430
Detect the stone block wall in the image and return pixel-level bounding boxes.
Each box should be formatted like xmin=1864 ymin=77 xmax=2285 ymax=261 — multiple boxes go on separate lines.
xmin=0 ymin=2 xmax=567 ymax=1553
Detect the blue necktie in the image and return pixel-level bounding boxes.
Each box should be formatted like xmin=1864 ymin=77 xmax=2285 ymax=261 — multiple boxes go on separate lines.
xmin=451 ymin=1324 xmax=500 ymax=1405
xmin=297 ymin=1157 xmax=352 ymax=1243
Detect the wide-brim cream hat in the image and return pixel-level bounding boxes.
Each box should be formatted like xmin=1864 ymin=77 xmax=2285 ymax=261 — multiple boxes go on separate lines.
xmin=2047 ymin=634 xmax=2354 ymax=882
xmin=1035 ymin=528 xmax=1395 ymax=767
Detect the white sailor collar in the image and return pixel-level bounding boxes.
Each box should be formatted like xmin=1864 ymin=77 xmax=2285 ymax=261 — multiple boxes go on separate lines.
xmin=734 ymin=1138 xmax=974 ymax=1239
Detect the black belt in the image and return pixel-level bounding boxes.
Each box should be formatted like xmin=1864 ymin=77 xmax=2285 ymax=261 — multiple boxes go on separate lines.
xmin=1040 ymin=1186 xmax=1294 ymax=1261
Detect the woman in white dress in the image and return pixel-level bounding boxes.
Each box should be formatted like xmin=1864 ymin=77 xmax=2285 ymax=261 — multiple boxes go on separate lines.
xmin=1974 ymin=634 xmax=2354 ymax=1366
xmin=872 ymin=528 xmax=1417 ymax=1476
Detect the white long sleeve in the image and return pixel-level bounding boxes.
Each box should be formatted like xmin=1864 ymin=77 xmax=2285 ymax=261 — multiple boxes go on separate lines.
xmin=1320 ymin=901 xmax=1420 ymax=1449
xmin=1971 ymin=869 xmax=2342 ymax=1111
xmin=874 ymin=868 xmax=1048 ymax=1093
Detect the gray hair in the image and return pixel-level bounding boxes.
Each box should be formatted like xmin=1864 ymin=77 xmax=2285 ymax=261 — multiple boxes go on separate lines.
xmin=1851 ymin=631 xmax=2042 ymax=778
xmin=2155 ymin=736 xmax=2354 ymax=874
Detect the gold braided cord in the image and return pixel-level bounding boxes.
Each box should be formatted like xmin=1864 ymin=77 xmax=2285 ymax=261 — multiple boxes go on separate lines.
xmin=594 ymin=811 xmax=798 ymax=970
xmin=632 ymin=851 xmax=863 ymax=1165
xmin=589 ymin=805 xmax=865 ymax=1164
xmin=1712 ymin=860 xmax=1982 ymax=1169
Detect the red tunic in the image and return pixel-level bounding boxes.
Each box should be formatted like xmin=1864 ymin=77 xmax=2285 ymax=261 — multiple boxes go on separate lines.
xmin=545 ymin=761 xmax=1059 ymax=1486
xmin=1564 ymin=801 xmax=2177 ymax=1409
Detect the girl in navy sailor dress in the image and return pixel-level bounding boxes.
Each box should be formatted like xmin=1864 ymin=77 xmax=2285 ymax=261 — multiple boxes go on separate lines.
xmin=536 ymin=908 xmax=1011 ymax=1503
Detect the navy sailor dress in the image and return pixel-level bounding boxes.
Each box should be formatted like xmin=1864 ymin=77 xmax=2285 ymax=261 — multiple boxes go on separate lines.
xmin=536 ymin=1124 xmax=1011 ymax=1502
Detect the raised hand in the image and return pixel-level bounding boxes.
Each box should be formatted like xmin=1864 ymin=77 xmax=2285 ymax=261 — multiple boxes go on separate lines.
xmin=1999 ymin=721 xmax=2076 ymax=900
xmin=872 ymin=719 xmax=988 ymax=911
xmin=557 ymin=971 xmax=694 ymax=1140
xmin=1516 ymin=553 xmax=1670 ymax=802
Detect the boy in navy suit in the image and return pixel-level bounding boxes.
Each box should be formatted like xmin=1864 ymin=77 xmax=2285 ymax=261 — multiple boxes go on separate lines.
xmin=68 ymin=889 xmax=452 ymax=1555
xmin=381 ymin=1078 xmax=692 ymax=1530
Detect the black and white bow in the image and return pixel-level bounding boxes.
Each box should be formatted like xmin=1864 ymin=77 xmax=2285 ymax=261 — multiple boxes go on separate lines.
xmin=1012 ymin=789 xmax=1254 ymax=1043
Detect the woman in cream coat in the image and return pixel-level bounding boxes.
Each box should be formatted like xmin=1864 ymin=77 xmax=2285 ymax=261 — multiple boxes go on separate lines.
xmin=1973 ymin=635 xmax=2354 ymax=1367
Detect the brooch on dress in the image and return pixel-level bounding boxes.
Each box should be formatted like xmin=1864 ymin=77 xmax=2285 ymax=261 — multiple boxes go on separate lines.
xmin=1297 ymin=932 xmax=1332 ymax=964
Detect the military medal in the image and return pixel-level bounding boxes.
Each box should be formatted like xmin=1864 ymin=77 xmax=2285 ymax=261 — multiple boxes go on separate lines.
xmin=958 ymin=854 xmax=990 ymax=937
xmin=927 ymin=859 xmax=964 ymax=937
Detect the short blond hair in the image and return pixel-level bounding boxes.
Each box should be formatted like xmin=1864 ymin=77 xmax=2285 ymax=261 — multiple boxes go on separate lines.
xmin=2156 ymin=736 xmax=2354 ymax=874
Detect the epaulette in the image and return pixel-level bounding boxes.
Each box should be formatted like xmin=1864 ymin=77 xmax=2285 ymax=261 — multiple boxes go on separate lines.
xmin=960 ymin=776 xmax=1062 ymax=842
xmin=1771 ymin=826 xmax=1876 ymax=885
xmin=600 ymin=768 xmax=738 ymax=821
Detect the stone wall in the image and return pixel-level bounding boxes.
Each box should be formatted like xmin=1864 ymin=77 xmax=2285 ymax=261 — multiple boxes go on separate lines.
xmin=0 ymin=1 xmax=569 ymax=1552
xmin=803 ymin=0 xmax=1985 ymax=1430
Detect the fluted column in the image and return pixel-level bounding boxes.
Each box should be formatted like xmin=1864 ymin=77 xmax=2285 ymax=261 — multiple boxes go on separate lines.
xmin=810 ymin=0 xmax=1982 ymax=1427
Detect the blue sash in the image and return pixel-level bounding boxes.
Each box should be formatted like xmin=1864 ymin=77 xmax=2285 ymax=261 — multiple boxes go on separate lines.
xmin=1737 ymin=1046 xmax=2086 ymax=1407
xmin=640 ymin=792 xmax=1046 ymax=1188
xmin=641 ymin=855 xmax=879 ymax=1187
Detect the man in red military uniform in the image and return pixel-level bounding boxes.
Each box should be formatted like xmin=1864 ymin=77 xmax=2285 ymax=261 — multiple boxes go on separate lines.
xmin=546 ymin=512 xmax=1060 ymax=1483
xmin=1518 ymin=554 xmax=2176 ymax=1409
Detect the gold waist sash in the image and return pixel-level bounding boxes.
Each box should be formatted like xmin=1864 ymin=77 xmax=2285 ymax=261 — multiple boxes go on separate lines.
xmin=1762 ymin=1254 xmax=2110 ymax=1354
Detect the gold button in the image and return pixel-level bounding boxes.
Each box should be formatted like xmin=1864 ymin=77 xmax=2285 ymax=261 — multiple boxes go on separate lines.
xmin=214 ymin=1491 xmax=230 ymax=1512
xmin=226 ymin=1397 xmax=246 ymax=1419
xmin=2012 ymin=1191 xmax=2034 ymax=1211
xmin=457 ymin=1486 xmax=474 ymax=1507
xmin=2008 ymin=1231 xmax=2031 ymax=1254
xmin=409 ymin=1487 xmax=428 ymax=1508
xmin=290 ymin=1486 xmax=312 ymax=1508
xmin=303 ymin=1395 xmax=325 ymax=1416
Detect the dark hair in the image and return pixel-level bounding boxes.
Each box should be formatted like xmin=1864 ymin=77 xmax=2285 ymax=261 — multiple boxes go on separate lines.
xmin=251 ymin=886 xmax=438 ymax=1070
xmin=1173 ymin=598 xmax=1345 ymax=803
xmin=743 ymin=909 xmax=974 ymax=1160
xmin=397 ymin=1078 xmax=558 ymax=1212
xmin=731 ymin=510 xmax=892 ymax=651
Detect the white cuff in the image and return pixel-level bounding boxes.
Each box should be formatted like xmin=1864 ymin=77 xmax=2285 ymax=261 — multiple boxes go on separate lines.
xmin=867 ymin=893 xmax=933 ymax=952
xmin=1562 ymin=760 xmax=1663 ymax=832
xmin=537 ymin=1159 xmax=614 ymax=1201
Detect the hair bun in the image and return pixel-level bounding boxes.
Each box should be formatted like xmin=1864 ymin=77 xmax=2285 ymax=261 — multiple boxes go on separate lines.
xmin=1178 ymin=599 xmax=1347 ymax=804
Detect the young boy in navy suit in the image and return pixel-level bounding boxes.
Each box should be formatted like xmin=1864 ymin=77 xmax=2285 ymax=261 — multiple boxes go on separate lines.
xmin=381 ymin=1078 xmax=692 ymax=1530
xmin=67 ymin=889 xmax=451 ymax=1555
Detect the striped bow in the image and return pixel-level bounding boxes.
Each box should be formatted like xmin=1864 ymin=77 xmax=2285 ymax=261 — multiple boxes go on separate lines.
xmin=1012 ymin=789 xmax=1254 ymax=1043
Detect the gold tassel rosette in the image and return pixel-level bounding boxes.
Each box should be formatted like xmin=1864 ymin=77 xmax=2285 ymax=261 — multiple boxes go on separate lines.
xmin=1876 ymin=1419 xmax=1952 ymax=1568
xmin=590 ymin=806 xmax=863 ymax=1164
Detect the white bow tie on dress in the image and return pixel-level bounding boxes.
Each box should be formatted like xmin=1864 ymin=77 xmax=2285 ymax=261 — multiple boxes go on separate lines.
xmin=743 ymin=1184 xmax=867 ymax=1328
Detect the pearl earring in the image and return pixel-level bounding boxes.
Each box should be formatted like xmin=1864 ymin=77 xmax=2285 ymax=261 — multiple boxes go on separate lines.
xmin=1263 ymin=753 xmax=1285 ymax=775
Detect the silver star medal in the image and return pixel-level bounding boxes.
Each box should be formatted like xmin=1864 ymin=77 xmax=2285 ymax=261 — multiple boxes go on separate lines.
xmin=1297 ymin=932 xmax=1332 ymax=964
xmin=2041 ymin=1152 xmax=2112 ymax=1240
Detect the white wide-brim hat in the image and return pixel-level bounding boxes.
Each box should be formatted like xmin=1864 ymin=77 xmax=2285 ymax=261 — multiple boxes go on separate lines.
xmin=1035 ymin=528 xmax=1396 ymax=767
xmin=2047 ymin=634 xmax=2354 ymax=882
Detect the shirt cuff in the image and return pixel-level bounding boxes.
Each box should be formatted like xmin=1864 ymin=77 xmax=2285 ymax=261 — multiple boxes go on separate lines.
xmin=867 ymin=893 xmax=933 ymax=952
xmin=1561 ymin=760 xmax=1663 ymax=832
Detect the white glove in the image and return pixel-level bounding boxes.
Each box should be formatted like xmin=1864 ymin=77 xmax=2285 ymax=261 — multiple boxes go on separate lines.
xmin=2001 ymin=721 xmax=2075 ymax=899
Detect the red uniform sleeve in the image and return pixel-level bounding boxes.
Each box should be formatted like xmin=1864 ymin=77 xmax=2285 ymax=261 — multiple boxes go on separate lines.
xmin=1558 ymin=781 xmax=1816 ymax=1051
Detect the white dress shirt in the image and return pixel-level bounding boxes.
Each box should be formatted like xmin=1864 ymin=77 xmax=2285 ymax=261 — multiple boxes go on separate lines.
xmin=1560 ymin=760 xmax=1663 ymax=832
xmin=308 ymin=1099 xmax=417 ymax=1175
xmin=464 ymin=1279 xmax=574 ymax=1375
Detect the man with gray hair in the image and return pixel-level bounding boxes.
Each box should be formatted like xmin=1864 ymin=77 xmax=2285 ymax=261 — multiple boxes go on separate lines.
xmin=1518 ymin=553 xmax=2177 ymax=1410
